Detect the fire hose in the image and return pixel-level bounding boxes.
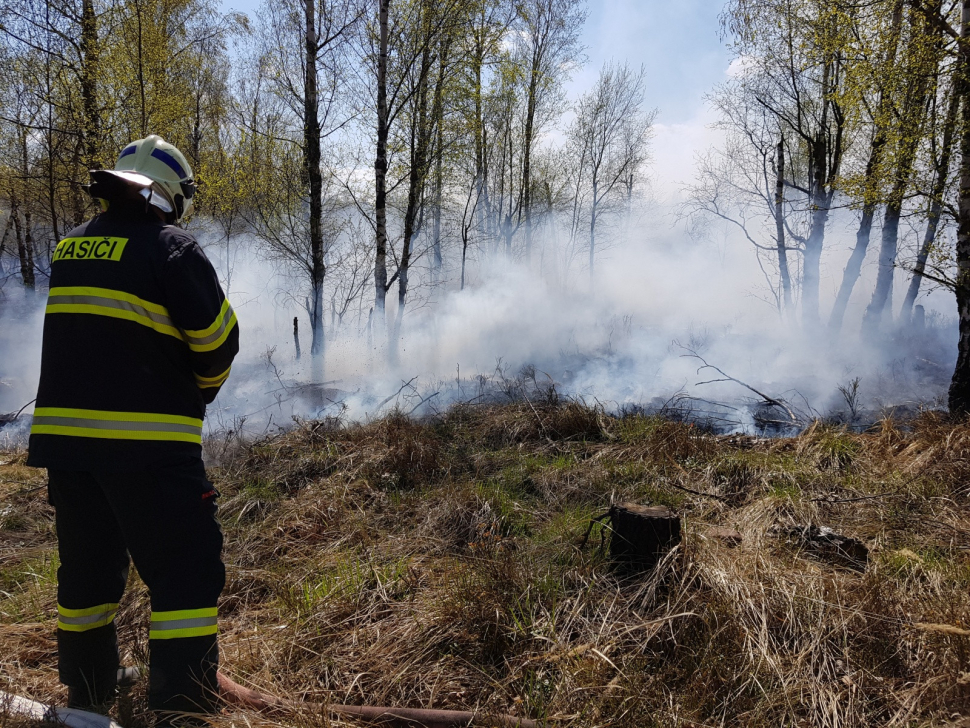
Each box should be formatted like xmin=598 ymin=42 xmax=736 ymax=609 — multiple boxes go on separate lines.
xmin=0 ymin=672 xmax=537 ymax=728
xmin=217 ymin=671 xmax=538 ymax=727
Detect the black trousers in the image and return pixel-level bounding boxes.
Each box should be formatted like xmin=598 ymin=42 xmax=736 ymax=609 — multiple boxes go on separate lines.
xmin=47 ymin=456 xmax=225 ymax=713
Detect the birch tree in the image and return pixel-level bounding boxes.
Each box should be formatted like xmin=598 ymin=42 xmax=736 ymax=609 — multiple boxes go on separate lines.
xmin=723 ymin=0 xmax=852 ymax=330
xmin=567 ymin=62 xmax=653 ymax=283
xmin=516 ymin=0 xmax=585 ymax=262
xmin=245 ymin=0 xmax=360 ymax=364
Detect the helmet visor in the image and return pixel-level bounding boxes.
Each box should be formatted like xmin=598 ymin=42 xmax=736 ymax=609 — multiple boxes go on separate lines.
xmin=102 ymin=170 xmax=154 ymax=188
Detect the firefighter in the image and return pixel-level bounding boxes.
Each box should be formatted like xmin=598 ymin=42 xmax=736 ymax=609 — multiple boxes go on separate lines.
xmin=26 ymin=135 xmax=239 ymax=723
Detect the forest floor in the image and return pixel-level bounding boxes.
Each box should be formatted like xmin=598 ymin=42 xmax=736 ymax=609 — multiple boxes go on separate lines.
xmin=1 ymin=402 xmax=970 ymax=728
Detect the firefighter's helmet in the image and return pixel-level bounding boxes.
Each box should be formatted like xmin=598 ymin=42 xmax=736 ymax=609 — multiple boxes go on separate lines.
xmin=112 ymin=135 xmax=197 ymax=221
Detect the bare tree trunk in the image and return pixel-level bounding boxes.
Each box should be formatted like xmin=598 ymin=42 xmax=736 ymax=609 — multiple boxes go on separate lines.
xmin=374 ymin=0 xmax=390 ymax=337
xmin=802 ymin=54 xmax=841 ymax=332
xmin=304 ymin=0 xmax=326 ymax=363
xmin=522 ymin=51 xmax=539 ymax=263
xmin=862 ymin=6 xmax=936 ymax=337
xmin=901 ymin=87 xmax=960 ymax=325
xmin=950 ymin=0 xmax=970 ymax=414
xmin=461 ymin=231 xmax=469 ymax=290
xmin=863 ymin=171 xmax=925 ymax=337
xmin=0 ymin=213 xmax=13 ymax=276
xmin=830 ymin=202 xmax=878 ymax=333
xmin=589 ymin=180 xmax=598 ymax=286
xmin=504 ymin=120 xmax=515 ymax=257
xmin=432 ymin=143 xmax=443 ymax=285
xmin=12 ymin=194 xmax=34 ymax=292
xmin=861 ymin=201 xmax=902 ymax=335
xmin=135 ymin=0 xmax=147 ymax=136
xmin=367 ymin=307 xmax=373 ymax=351
xmin=391 ymin=14 xmax=436 ymax=364
xmin=829 ymin=0 xmax=903 ymax=334
xmin=80 ymin=0 xmax=99 ymax=171
xmin=802 ymin=205 xmax=826 ymax=328
xmin=430 ymin=39 xmax=449 ymax=287
xmin=774 ymin=137 xmax=793 ymax=313
xmin=471 ymin=35 xmax=489 ymax=257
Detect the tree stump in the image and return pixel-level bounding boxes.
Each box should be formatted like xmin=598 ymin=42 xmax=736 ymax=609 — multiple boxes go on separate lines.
xmin=609 ymin=503 xmax=681 ymax=570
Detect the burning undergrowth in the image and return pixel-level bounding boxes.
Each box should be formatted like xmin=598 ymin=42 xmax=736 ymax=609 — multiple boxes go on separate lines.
xmin=2 ymin=403 xmax=970 ymax=728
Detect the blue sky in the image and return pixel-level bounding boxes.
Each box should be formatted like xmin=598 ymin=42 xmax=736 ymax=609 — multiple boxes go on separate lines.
xmin=566 ymin=0 xmax=734 ymax=191
xmin=570 ymin=0 xmax=733 ymax=123
xmin=219 ymin=0 xmax=736 ymax=189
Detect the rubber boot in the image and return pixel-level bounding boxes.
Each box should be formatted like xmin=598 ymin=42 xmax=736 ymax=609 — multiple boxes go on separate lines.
xmin=68 ymin=667 xmax=141 ymax=713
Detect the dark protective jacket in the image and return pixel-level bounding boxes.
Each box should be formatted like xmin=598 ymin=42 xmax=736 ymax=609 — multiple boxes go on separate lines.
xmin=27 ymin=207 xmax=238 ymax=470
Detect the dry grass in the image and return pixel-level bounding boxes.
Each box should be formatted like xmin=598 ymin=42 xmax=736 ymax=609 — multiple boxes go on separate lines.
xmin=2 ymin=405 xmax=970 ymax=727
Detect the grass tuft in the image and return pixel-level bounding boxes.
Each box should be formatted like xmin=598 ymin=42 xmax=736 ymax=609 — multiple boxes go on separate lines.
xmin=3 ymin=402 xmax=970 ymax=727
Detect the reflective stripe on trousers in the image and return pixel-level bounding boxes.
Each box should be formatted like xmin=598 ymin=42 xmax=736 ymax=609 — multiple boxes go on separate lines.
xmin=57 ymin=602 xmax=119 ymax=632
xmin=31 ymin=407 xmax=203 ymax=444
xmin=150 ymin=607 xmax=218 ymax=639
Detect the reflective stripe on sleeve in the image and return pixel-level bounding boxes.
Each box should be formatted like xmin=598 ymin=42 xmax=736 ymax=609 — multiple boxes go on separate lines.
xmin=31 ymin=408 xmax=203 ymax=444
xmin=194 ymin=366 xmax=231 ymax=389
xmin=150 ymin=607 xmax=218 ymax=640
xmin=46 ymin=286 xmax=183 ymax=341
xmin=182 ymin=299 xmax=237 ymax=352
xmin=57 ymin=603 xmax=119 ymax=632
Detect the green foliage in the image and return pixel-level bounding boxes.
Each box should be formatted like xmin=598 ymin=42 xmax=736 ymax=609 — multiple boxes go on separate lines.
xmin=0 ymin=0 xmax=237 ymax=265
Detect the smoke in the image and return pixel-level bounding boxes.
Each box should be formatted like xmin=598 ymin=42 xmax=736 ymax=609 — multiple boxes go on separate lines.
xmin=0 ymin=204 xmax=956 ymax=453
xmin=0 ymin=287 xmax=44 ymax=449
xmin=195 ymin=207 xmax=956 ymax=443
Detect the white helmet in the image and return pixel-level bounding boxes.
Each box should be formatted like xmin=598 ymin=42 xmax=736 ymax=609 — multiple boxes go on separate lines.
xmin=112 ymin=135 xmax=197 ymax=221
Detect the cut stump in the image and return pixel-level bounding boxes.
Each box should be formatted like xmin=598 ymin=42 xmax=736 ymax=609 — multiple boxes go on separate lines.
xmin=609 ymin=503 xmax=681 ymax=570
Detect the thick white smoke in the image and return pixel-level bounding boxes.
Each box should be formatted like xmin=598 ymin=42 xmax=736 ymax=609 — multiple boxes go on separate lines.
xmin=0 ymin=202 xmax=956 ymax=453
xmin=191 ymin=209 xmax=956 ymax=444
xmin=0 ymin=287 xmax=44 ymax=448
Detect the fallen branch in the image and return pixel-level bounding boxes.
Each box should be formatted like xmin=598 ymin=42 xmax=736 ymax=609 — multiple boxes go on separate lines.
xmin=217 ymin=672 xmax=537 ymax=728
xmin=407 ymin=391 xmax=440 ymax=416
xmin=0 ymin=398 xmax=35 ymax=427
xmin=375 ymin=377 xmax=420 ymax=413
xmin=676 ymin=344 xmax=798 ymax=423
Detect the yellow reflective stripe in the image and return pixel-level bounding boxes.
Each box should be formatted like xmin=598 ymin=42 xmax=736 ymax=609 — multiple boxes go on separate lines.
xmin=150 ymin=607 xmax=218 ymax=640
xmin=31 ymin=425 xmax=201 ymax=443
xmin=184 ymin=299 xmax=231 ymax=338
xmin=58 ymin=602 xmax=120 ymax=618
xmin=46 ymin=304 xmax=183 ymax=339
xmin=194 ymin=366 xmax=231 ymax=389
xmin=182 ymin=300 xmax=237 ymax=353
xmin=34 ymin=408 xmax=201 ymax=426
xmin=152 ymin=607 xmax=218 ymax=621
xmin=59 ymin=620 xmax=116 ymax=633
xmin=57 ymin=602 xmax=118 ymax=632
xmin=50 ymin=287 xmax=169 ymax=315
xmin=46 ymin=286 xmax=183 ymax=341
xmin=149 ymin=624 xmax=218 ymax=639
xmin=31 ymin=408 xmax=203 ymax=444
